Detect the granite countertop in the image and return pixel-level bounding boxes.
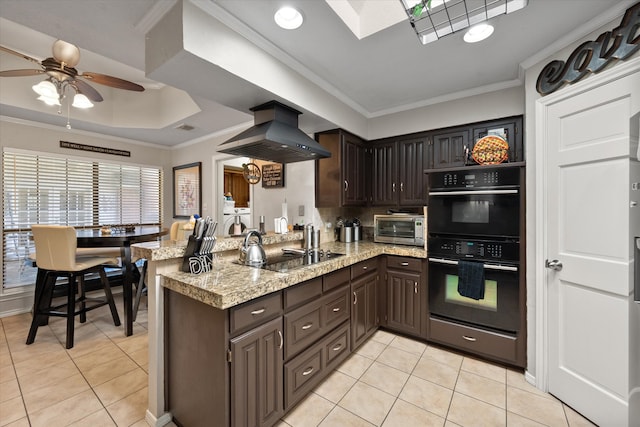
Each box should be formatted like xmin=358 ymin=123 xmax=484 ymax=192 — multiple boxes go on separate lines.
xmin=147 ymin=236 xmax=427 ymax=310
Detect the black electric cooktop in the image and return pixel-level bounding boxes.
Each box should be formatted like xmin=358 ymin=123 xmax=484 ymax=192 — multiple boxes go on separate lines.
xmin=260 ymin=249 xmax=345 ymax=273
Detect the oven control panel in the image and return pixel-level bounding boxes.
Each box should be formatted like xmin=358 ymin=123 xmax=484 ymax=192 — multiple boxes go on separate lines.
xmin=430 ymin=165 xmax=521 ymax=190
xmin=428 ymin=237 xmax=519 ymax=262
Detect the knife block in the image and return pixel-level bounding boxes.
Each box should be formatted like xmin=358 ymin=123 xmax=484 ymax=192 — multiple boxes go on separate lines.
xmin=182 ymin=235 xmax=212 ymax=273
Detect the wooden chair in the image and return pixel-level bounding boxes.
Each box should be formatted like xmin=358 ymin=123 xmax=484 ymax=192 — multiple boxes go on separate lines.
xmin=27 ymin=225 xmax=121 ymax=349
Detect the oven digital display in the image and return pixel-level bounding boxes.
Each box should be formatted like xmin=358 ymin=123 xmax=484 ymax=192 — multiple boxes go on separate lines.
xmin=444 ymin=274 xmax=497 ymax=311
xmin=452 ymin=200 xmax=490 ymax=223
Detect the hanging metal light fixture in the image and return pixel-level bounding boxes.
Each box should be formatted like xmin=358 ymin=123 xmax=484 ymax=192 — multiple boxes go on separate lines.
xmin=400 ymin=0 xmax=528 ymax=45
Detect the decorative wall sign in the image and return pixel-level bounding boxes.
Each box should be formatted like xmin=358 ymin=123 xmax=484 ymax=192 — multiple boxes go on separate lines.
xmin=536 ymin=2 xmax=640 ymax=96
xmin=262 ymin=163 xmax=285 ymax=188
xmin=173 ymin=162 xmax=201 ymax=218
xmin=60 ymin=140 xmax=130 ymax=157
xmin=242 ymin=163 xmax=261 ymax=184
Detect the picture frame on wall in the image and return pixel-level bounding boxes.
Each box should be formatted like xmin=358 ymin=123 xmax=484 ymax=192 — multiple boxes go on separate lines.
xmin=173 ymin=162 xmax=201 ymax=218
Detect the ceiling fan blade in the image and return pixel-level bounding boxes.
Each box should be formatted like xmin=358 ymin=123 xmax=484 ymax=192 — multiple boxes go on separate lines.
xmin=80 ymin=72 xmax=145 ymax=91
xmin=0 ymin=69 xmax=45 ymax=77
xmin=0 ymin=45 xmax=42 ymax=65
xmin=72 ymin=78 xmax=103 ymax=102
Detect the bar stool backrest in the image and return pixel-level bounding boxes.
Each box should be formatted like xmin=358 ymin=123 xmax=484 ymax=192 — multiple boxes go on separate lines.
xmin=31 ymin=225 xmax=78 ymax=272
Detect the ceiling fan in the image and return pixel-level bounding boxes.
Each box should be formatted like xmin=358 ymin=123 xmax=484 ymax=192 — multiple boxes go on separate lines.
xmin=0 ymin=39 xmax=144 ymax=104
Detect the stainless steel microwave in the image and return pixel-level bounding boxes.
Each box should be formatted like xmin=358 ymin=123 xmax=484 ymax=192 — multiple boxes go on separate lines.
xmin=374 ymin=214 xmax=425 ymax=246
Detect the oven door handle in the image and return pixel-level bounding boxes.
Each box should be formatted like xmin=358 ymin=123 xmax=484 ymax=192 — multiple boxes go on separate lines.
xmin=428 ymin=189 xmax=518 ymax=196
xmin=428 ymin=257 xmax=518 ymax=272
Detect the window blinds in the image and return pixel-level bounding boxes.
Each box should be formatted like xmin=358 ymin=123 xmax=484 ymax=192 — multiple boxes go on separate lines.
xmin=2 ymin=150 xmax=162 ymax=288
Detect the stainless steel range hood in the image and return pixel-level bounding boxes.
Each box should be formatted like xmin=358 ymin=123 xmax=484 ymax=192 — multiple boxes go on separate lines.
xmin=218 ymin=101 xmax=331 ymax=163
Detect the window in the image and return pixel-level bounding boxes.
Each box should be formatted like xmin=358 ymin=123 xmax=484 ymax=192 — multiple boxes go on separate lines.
xmin=2 ymin=149 xmax=162 ymax=290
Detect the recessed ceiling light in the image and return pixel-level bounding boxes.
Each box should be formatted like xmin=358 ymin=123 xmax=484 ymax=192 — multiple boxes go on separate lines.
xmin=464 ymin=23 xmax=494 ymax=43
xmin=274 ymin=6 xmax=303 ymax=30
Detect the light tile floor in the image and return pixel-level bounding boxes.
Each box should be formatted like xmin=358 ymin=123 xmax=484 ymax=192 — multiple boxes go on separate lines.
xmin=0 ymin=294 xmax=596 ymax=427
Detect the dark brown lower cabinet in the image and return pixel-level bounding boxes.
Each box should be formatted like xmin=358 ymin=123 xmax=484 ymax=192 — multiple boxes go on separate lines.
xmin=383 ymin=256 xmax=427 ymax=338
xmin=386 ymin=269 xmax=421 ymax=336
xmin=351 ymin=270 xmax=378 ymax=349
xmin=230 ymin=317 xmax=284 ymax=427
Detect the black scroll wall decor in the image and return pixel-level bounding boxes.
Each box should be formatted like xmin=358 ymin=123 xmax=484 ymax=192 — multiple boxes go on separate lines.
xmin=536 ymin=2 xmax=640 ymax=96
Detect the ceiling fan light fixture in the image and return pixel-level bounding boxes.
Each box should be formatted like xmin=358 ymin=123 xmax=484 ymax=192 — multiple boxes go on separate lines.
xmin=32 ymin=80 xmax=58 ymax=98
xmin=274 ymin=6 xmax=303 ymax=29
xmin=72 ymin=93 xmax=94 ymax=109
xmin=464 ymin=23 xmax=494 ymax=43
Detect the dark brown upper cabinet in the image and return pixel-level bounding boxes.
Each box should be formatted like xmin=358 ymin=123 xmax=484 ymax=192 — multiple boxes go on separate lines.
xmin=431 ymin=127 xmax=470 ymax=169
xmin=315 ymin=129 xmax=367 ymax=208
xmin=369 ymin=135 xmax=429 ymax=207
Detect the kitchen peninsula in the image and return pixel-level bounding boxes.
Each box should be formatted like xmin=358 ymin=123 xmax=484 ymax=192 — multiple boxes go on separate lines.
xmin=132 ymin=232 xmax=427 ymax=427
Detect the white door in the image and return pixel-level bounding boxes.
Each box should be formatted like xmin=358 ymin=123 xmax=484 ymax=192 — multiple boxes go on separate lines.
xmin=540 ymin=64 xmax=639 ymax=426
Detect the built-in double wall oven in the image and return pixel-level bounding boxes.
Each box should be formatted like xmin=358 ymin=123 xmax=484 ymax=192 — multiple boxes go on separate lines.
xmin=427 ymin=165 xmax=524 ymax=349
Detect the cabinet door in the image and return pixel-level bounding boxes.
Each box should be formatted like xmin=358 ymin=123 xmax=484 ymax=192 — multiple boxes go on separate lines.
xmin=371 ymin=141 xmax=397 ymax=206
xmin=351 ymin=272 xmax=378 ymax=349
xmin=431 ymin=129 xmax=469 ymax=169
xmin=386 ymin=270 xmax=421 ymax=336
xmin=342 ymin=134 xmax=367 ymax=206
xmin=398 ymin=137 xmax=427 ymax=206
xmin=230 ymin=317 xmax=283 ymax=427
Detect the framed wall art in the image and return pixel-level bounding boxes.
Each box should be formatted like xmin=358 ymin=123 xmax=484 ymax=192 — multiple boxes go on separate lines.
xmin=173 ymin=162 xmax=201 ymax=218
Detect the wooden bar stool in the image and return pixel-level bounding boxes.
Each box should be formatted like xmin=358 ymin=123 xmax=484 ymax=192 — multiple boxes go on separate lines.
xmin=27 ymin=225 xmax=121 ymax=349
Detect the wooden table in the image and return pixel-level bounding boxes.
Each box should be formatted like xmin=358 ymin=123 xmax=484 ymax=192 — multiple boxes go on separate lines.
xmin=76 ymin=226 xmax=168 ymax=336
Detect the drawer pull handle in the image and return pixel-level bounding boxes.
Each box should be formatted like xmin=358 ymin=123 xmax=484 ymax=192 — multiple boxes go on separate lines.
xmin=363 ymin=266 xmax=368 ymax=270
xmin=250 ymin=308 xmax=265 ymax=315
xmin=332 ymin=307 xmax=340 ymax=312
xmin=332 ymin=344 xmax=343 ymax=352
xmin=278 ymin=330 xmax=283 ymax=349
xmin=301 ymin=323 xmax=313 ymax=330
xmin=400 ymin=262 xmax=409 ymax=266
xmin=462 ymin=335 xmax=477 ymax=342
xmin=302 ymin=367 xmax=314 ymax=376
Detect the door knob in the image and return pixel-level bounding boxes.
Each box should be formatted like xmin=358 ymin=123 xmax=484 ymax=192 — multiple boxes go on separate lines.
xmin=545 ymin=259 xmax=563 ymax=271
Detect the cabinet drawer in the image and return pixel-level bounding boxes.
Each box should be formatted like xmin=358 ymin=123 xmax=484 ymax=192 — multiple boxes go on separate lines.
xmin=284 ymin=346 xmax=323 ymax=411
xmin=323 ymin=267 xmax=350 ymax=292
xmin=285 ymin=300 xmax=323 ymax=359
xmin=324 ymin=322 xmax=350 ymax=368
xmin=230 ymin=292 xmax=282 ymax=336
xmin=351 ymin=258 xmax=378 ymax=280
xmin=284 ymin=277 xmax=322 ymax=311
xmin=386 ymin=255 xmax=422 ymax=272
xmin=429 ymin=317 xmax=517 ymax=364
xmin=323 ymin=286 xmax=350 ymax=330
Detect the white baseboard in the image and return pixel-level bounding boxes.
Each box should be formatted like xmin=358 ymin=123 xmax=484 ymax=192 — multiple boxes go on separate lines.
xmin=145 ymin=410 xmax=173 ymax=427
